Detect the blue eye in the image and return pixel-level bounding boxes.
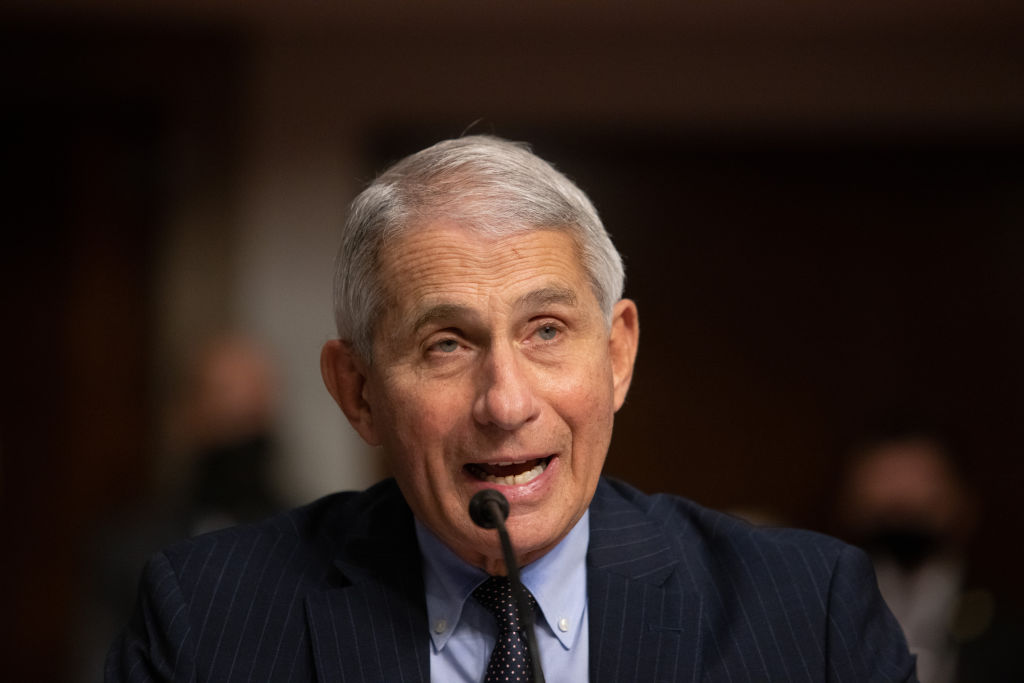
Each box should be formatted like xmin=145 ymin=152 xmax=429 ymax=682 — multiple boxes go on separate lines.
xmin=436 ymin=339 xmax=459 ymax=353
xmin=537 ymin=325 xmax=558 ymax=341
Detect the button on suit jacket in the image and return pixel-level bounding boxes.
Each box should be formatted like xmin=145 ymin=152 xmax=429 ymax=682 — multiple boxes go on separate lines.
xmin=107 ymin=477 xmax=917 ymax=682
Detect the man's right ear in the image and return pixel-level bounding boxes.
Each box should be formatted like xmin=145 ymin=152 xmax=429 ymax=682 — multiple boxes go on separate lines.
xmin=320 ymin=340 xmax=381 ymax=446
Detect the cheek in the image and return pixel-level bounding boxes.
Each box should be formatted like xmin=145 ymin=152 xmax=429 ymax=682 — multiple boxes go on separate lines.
xmin=555 ymin=363 xmax=615 ymax=417
xmin=382 ymin=385 xmax=463 ymax=459
xmin=566 ymin=371 xmax=617 ymax=445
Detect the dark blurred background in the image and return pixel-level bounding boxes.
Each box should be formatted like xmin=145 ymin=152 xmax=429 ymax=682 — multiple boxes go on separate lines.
xmin=2 ymin=1 xmax=1023 ymax=681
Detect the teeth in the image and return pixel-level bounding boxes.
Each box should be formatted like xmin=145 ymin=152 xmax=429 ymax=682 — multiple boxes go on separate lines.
xmin=477 ymin=461 xmax=547 ymax=486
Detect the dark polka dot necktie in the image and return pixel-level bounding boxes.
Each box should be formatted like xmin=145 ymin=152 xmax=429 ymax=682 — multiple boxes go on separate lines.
xmin=473 ymin=576 xmax=537 ymax=682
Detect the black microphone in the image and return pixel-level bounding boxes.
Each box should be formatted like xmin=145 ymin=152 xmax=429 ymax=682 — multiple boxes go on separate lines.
xmin=469 ymin=488 xmax=509 ymax=529
xmin=468 ymin=489 xmax=546 ymax=683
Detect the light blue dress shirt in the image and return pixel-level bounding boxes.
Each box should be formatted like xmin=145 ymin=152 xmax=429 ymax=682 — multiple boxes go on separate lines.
xmin=416 ymin=512 xmax=590 ymax=683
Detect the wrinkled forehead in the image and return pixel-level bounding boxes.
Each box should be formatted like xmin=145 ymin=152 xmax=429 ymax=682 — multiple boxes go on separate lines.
xmin=381 ymin=216 xmax=586 ymax=273
xmin=375 ymin=227 xmax=599 ymax=344
xmin=381 ymin=220 xmax=585 ymax=288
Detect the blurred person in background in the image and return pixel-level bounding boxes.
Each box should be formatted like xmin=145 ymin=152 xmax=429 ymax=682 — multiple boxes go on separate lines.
xmin=836 ymin=425 xmax=1024 ymax=683
xmin=74 ymin=334 xmax=286 ymax=681
xmin=171 ymin=334 xmax=285 ymax=534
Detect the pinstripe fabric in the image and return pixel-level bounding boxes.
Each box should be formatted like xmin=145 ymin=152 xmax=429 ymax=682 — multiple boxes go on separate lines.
xmin=586 ymin=478 xmax=917 ymax=683
xmin=107 ymin=477 xmax=916 ymax=682
xmin=107 ymin=480 xmax=429 ymax=682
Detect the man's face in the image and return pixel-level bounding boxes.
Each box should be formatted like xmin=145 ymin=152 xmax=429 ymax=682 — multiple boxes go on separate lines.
xmin=344 ymin=222 xmax=637 ymax=571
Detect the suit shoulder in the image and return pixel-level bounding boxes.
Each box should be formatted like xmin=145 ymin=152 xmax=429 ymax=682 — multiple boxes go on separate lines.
xmin=112 ymin=480 xmax=412 ymax=682
xmin=159 ymin=479 xmax=405 ymax=584
xmin=596 ymin=477 xmax=849 ymax=568
xmin=592 ymin=479 xmax=914 ymax=681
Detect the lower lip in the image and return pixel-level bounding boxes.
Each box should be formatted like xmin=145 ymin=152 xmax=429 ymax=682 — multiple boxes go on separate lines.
xmin=463 ymin=456 xmax=557 ymax=503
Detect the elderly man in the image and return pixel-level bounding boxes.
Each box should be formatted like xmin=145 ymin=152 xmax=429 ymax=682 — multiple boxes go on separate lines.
xmin=108 ymin=136 xmax=916 ymax=682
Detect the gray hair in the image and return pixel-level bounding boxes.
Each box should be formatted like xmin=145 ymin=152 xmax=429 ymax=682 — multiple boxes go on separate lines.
xmin=333 ymin=135 xmax=625 ymax=361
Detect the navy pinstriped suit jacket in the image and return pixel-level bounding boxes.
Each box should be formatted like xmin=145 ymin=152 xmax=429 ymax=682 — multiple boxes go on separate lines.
xmin=107 ymin=477 xmax=917 ymax=682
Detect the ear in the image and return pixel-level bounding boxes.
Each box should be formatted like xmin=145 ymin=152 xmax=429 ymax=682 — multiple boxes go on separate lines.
xmin=320 ymin=339 xmax=382 ymax=446
xmin=608 ymin=298 xmax=639 ymax=412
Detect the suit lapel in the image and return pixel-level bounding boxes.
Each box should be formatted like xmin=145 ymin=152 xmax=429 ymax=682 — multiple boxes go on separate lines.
xmin=305 ymin=484 xmax=430 ymax=683
xmin=301 ymin=478 xmax=705 ymax=682
xmin=587 ymin=480 xmax=704 ymax=683
xmin=306 ymin=573 xmax=429 ymax=682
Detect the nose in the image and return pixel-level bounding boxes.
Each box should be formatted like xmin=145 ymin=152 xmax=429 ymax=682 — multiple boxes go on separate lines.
xmin=472 ymin=345 xmax=539 ymax=431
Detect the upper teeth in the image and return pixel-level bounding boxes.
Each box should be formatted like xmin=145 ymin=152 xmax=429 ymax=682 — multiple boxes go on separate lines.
xmin=479 ymin=461 xmax=547 ymax=486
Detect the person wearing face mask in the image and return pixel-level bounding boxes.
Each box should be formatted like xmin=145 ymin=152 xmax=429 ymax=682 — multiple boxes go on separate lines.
xmin=835 ymin=426 xmax=1022 ymax=683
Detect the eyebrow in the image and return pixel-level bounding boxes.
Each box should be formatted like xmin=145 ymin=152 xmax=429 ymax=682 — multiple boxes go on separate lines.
xmin=409 ymin=286 xmax=579 ymax=334
xmin=515 ymin=286 xmax=578 ymax=310
xmin=411 ymin=303 xmax=478 ymax=334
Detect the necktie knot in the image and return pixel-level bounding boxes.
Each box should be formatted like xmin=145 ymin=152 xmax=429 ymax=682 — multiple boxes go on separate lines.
xmin=473 ymin=576 xmax=536 ymax=621
xmin=473 ymin=576 xmax=537 ymax=682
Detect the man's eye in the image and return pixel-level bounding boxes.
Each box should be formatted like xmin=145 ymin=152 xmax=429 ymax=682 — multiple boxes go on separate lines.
xmin=435 ymin=339 xmax=459 ymax=353
xmin=537 ymin=325 xmax=559 ymax=341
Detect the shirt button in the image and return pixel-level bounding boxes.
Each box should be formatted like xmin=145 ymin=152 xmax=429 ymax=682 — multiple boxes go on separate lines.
xmin=434 ymin=619 xmax=447 ymax=634
xmin=558 ymin=617 xmax=570 ymax=632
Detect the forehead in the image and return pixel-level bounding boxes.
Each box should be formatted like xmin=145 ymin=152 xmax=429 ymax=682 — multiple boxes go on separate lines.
xmin=377 ymin=222 xmax=591 ymax=312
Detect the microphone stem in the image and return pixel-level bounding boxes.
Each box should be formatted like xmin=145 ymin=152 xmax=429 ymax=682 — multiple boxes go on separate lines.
xmin=487 ymin=500 xmax=546 ymax=683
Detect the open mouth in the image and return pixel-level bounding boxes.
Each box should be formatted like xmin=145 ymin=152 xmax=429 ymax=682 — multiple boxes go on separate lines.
xmin=464 ymin=456 xmax=554 ymax=486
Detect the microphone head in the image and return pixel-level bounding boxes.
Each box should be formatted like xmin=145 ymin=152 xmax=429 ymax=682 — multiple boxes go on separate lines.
xmin=469 ymin=489 xmax=510 ymax=529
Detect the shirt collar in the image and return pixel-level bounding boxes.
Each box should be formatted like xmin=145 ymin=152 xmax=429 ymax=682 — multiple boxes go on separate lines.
xmin=416 ymin=510 xmax=590 ymax=652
